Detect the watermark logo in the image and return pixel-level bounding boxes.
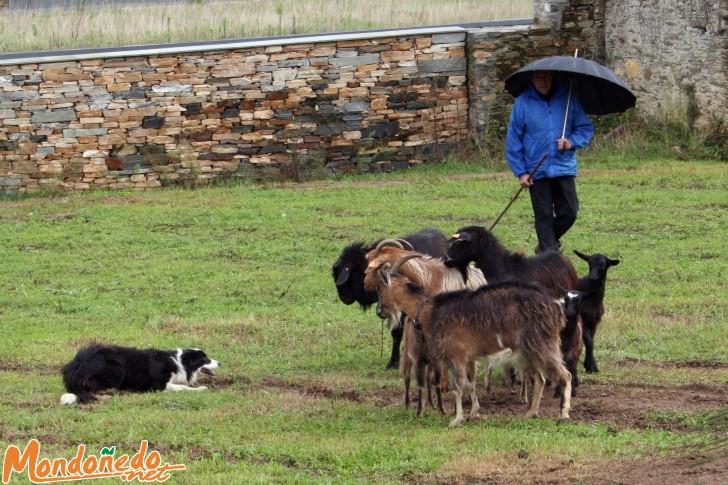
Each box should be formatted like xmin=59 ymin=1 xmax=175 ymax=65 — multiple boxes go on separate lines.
xmin=2 ymin=439 xmax=186 ymax=483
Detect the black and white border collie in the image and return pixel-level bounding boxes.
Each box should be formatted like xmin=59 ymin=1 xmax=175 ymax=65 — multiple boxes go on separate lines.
xmin=60 ymin=344 xmax=220 ymax=405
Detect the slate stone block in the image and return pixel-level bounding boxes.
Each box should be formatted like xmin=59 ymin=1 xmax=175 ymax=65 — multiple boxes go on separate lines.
xmin=139 ymin=144 xmax=166 ymax=155
xmin=183 ymin=103 xmax=202 ymax=115
xmin=222 ymin=109 xmax=240 ymax=118
xmin=314 ymin=123 xmax=345 ymax=136
xmin=418 ymin=58 xmax=467 ymax=73
xmin=31 ymin=109 xmax=77 ymax=123
xmin=142 ymin=116 xmax=165 ymax=129
xmin=0 ymin=140 xmax=19 ymax=151
xmin=113 ymin=90 xmax=146 ymax=100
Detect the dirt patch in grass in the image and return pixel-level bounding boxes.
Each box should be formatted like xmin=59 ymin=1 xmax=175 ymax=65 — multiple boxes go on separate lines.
xmin=618 ymin=357 xmax=728 ymax=370
xmin=0 ymin=362 xmax=58 ymax=375
xmin=260 ymin=374 xmax=726 ymax=483
xmin=432 ymin=453 xmax=727 ymax=485
xmin=260 ymin=377 xmax=726 ymax=430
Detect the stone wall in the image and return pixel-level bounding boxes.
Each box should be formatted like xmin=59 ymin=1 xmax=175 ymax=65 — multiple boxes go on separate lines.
xmin=605 ymin=0 xmax=727 ymax=126
xmin=0 ymin=32 xmax=471 ymax=192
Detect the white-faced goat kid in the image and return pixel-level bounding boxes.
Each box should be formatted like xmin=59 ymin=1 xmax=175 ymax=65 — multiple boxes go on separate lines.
xmin=574 ymin=250 xmax=620 ymax=373
xmin=365 ymin=240 xmax=488 ymax=413
xmin=332 ymin=228 xmax=448 ymax=369
xmin=377 ymin=255 xmax=572 ymax=428
xmin=555 ymin=288 xmax=590 ymax=397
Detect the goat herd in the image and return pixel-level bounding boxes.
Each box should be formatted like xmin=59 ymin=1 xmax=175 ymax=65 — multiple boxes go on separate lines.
xmin=332 ymin=227 xmax=619 ymax=428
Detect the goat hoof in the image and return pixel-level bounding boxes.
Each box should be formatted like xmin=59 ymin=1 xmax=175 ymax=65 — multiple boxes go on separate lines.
xmin=525 ymin=412 xmax=539 ymax=419
xmin=558 ymin=417 xmax=572 ymax=425
xmin=386 ymin=359 xmax=399 ymax=370
xmin=448 ymin=418 xmax=463 ymax=428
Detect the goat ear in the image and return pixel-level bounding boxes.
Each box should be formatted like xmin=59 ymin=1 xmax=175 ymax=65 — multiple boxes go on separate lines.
xmin=378 ymin=268 xmax=391 ymax=287
xmin=608 ymin=258 xmax=620 ymax=266
xmin=335 ymin=265 xmax=351 ymax=285
xmin=573 ymin=250 xmax=590 ymax=262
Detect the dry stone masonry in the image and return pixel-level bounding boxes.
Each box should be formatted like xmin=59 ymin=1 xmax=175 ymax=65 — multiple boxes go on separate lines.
xmin=0 ymin=33 xmax=470 ymax=192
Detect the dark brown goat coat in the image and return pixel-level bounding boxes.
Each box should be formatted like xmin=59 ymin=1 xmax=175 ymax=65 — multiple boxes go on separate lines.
xmin=445 ymin=226 xmax=580 ymax=392
xmin=377 ymin=272 xmax=572 ymax=427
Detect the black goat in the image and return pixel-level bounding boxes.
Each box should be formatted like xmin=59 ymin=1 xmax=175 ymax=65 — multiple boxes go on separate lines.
xmin=444 ymin=225 xmax=580 ymax=393
xmin=444 ymin=226 xmax=579 ymax=295
xmin=332 ymin=228 xmax=448 ymax=369
xmin=574 ymin=250 xmax=620 ymax=373
xmin=555 ymin=288 xmax=590 ymax=397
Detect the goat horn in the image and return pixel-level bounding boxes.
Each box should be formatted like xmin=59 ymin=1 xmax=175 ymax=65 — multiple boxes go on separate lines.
xmin=374 ymin=239 xmax=404 ymax=251
xmin=395 ymin=239 xmax=415 ymax=250
xmin=391 ymin=254 xmax=422 ymax=274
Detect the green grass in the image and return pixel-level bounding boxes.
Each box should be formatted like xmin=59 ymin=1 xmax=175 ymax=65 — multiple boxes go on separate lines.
xmin=0 ymin=147 xmax=726 ymax=482
xmin=0 ymin=0 xmax=532 ymax=53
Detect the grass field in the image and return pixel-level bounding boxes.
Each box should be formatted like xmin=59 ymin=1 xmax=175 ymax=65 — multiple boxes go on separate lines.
xmin=0 ymin=0 xmax=532 ymax=53
xmin=0 ymin=141 xmax=726 ymax=482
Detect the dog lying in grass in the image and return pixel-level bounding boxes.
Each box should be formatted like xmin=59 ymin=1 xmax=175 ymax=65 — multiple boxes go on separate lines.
xmin=60 ymin=344 xmax=220 ymax=405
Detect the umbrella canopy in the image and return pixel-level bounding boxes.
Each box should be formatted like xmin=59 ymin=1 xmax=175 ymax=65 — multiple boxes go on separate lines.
xmin=504 ymin=56 xmax=636 ymax=115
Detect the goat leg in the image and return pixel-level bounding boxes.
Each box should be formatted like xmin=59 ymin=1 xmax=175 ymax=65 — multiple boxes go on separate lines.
xmin=558 ymin=372 xmax=573 ymax=423
xmin=416 ymin=360 xmax=427 ymax=418
xmin=448 ymin=362 xmax=467 ymax=428
xmin=520 ymin=375 xmax=529 ymax=404
xmin=525 ymin=372 xmax=545 ymax=419
xmin=582 ymin=327 xmax=599 ymax=373
xmin=467 ymin=378 xmax=480 ymax=421
xmin=425 ymin=363 xmax=436 ymax=409
xmin=387 ymin=325 xmax=403 ymax=370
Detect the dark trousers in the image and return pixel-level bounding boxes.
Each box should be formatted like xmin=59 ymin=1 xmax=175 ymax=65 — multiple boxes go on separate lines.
xmin=528 ymin=176 xmax=579 ymax=252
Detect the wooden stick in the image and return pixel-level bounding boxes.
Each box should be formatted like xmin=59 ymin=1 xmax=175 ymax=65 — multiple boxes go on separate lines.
xmin=489 ymin=153 xmax=549 ymax=231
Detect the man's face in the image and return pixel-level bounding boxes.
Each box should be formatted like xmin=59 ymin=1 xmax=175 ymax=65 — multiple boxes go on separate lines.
xmin=531 ymin=71 xmax=554 ymax=96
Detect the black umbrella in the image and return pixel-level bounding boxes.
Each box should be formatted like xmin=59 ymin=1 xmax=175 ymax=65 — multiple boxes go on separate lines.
xmin=504 ymin=54 xmax=636 ymax=116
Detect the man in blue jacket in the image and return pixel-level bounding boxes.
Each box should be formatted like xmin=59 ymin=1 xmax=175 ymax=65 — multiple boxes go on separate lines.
xmin=506 ymin=70 xmax=594 ymax=253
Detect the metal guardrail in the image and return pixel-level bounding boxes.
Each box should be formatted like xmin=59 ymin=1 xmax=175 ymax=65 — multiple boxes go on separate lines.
xmin=0 ymin=18 xmax=533 ymax=65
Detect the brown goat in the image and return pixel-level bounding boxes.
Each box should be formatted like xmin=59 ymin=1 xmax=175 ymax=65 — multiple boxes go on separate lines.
xmin=377 ymin=255 xmax=572 ymax=428
xmin=364 ymin=240 xmax=487 ymax=295
xmin=366 ymin=240 xmax=488 ymax=413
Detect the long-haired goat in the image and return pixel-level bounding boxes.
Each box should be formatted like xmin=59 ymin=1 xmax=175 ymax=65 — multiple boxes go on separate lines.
xmin=445 ymin=225 xmax=580 ymax=393
xmin=377 ymin=255 xmax=572 ymax=428
xmin=365 ymin=240 xmax=487 ymax=415
xmin=574 ymin=250 xmax=620 ymax=373
xmin=332 ymin=228 xmax=448 ymax=369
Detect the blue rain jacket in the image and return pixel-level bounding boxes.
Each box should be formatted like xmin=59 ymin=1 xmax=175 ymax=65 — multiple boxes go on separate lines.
xmin=505 ymin=82 xmax=594 ymax=180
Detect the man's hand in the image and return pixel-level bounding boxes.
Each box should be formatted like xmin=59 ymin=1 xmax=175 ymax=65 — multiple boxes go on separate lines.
xmin=556 ymin=138 xmax=573 ymax=151
xmin=518 ymin=174 xmax=532 ymax=188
